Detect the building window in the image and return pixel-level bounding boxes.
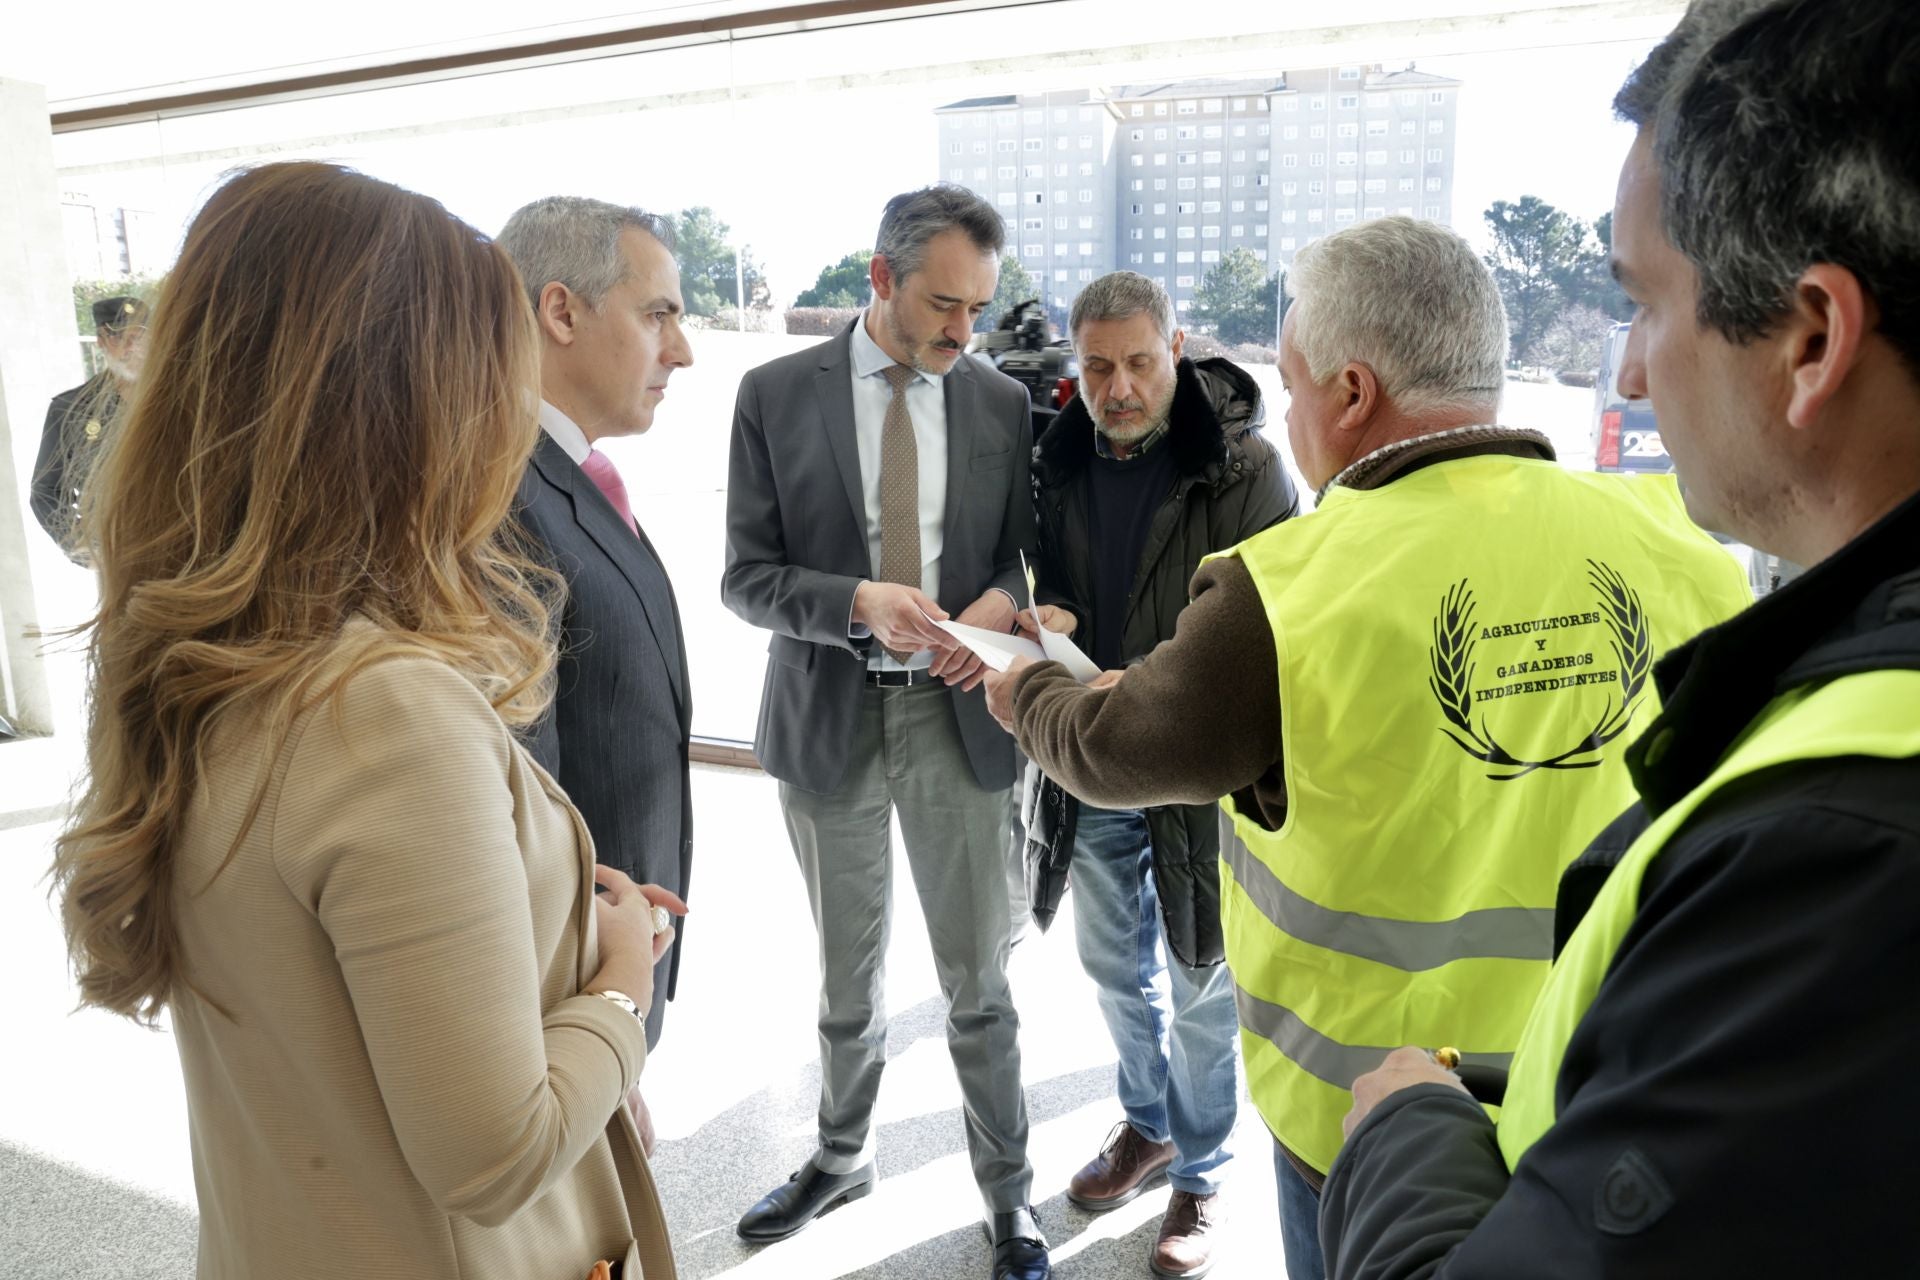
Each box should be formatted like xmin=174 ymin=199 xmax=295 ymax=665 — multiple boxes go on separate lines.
xmin=1055 ymin=216 xmax=1070 ymax=230
xmin=1129 ymin=252 xmax=1144 ymax=264
xmin=1400 ymin=149 xmax=1419 ymax=163
xmin=1178 ymin=152 xmax=1197 ymax=165
xmin=1284 ymin=126 xmax=1299 ymax=140
xmin=1079 ymin=134 xmax=1094 ymax=147
xmin=1281 ymin=210 xmax=1297 ymax=224
xmin=1308 ymin=155 xmax=1325 ymax=167
xmin=1367 ymin=119 xmax=1389 ymax=137
xmin=1023 ymin=217 xmax=1043 ymax=229
xmin=948 ymin=116 xmax=963 ymax=129
xmin=1079 ymin=189 xmax=1094 ymax=202
xmin=1177 ymin=125 xmax=1197 ymax=140
xmin=1079 ymin=162 xmax=1094 ymax=176
xmin=1201 ymin=224 xmax=1220 ymax=237
xmin=1079 ymin=215 xmax=1095 ymax=229
xmin=1203 ymin=124 xmax=1223 ymax=139
xmin=1310 ymin=96 xmax=1326 ymax=111
xmin=1055 ymin=269 xmax=1069 ymax=282
xmin=1253 ymin=247 xmax=1268 ymax=261
xmin=1428 ymin=148 xmax=1445 ymax=163
xmin=1338 ymin=152 xmax=1358 ymax=167
xmin=1131 ymin=178 xmax=1145 ymax=191
xmin=1155 ymin=153 xmax=1170 ymax=166
xmin=1054 ymin=108 xmax=1070 ymax=123
xmin=1178 ymin=100 xmax=1198 ymax=114
xmin=1232 ymin=149 xmax=1247 ymax=162
xmin=1202 ymin=200 xmax=1221 ymax=213
xmin=973 ymin=141 xmax=988 ymax=154
xmin=1154 ymin=227 xmax=1167 ymax=239
xmin=1177 ymin=250 xmax=1196 ymax=263
xmin=1231 ymin=175 xmax=1246 ymax=187
xmin=1364 ymin=206 xmax=1385 ymax=218
xmin=1338 ymin=94 xmax=1359 ymax=109
xmin=1280 ymin=97 xmax=1299 ymax=112
xmin=1080 ymin=107 xmax=1095 ymax=121
xmin=1024 ymin=138 xmax=1043 ymax=152
xmin=1308 ymin=209 xmax=1325 ymax=223
xmin=1130 ymin=228 xmax=1145 ymax=240
xmin=1281 ymin=236 xmax=1297 ymax=250
xmin=1366 ymin=150 xmax=1388 ymax=164
xmin=1178 ymin=226 xmax=1196 ymax=239
xmin=1311 ymin=124 xmax=1327 ymax=139
xmin=1232 ymin=97 xmax=1247 ymax=111
xmin=1131 ymin=104 xmax=1145 ymax=117
xmin=1367 ymin=92 xmax=1389 ymax=108
xmin=1255 ymin=198 xmax=1270 ymax=212
xmin=1154 ymin=103 xmax=1169 ymax=116
xmin=1177 ymin=274 xmax=1195 ymax=287
xmin=1427 ymin=177 xmax=1444 ymax=191
xmin=1425 ymin=204 xmax=1444 ymax=219
xmin=1177 ymin=200 xmax=1197 ymax=213
xmin=1131 ymin=203 xmax=1144 ymax=214
xmin=997 ymin=192 xmax=1016 ymax=206
xmin=1079 ymin=241 xmax=1094 ymax=255
xmin=949 ymin=141 xmax=963 ymax=155
xmin=1052 ymin=162 xmax=1067 ymax=176
xmin=1236 ymin=197 xmax=1252 ymax=209
xmin=1364 ymin=177 xmax=1386 ymax=193
xmin=1030 ymin=192 xmax=1045 ymax=204
xmin=1257 ymin=123 xmax=1271 ymax=136
xmin=1130 ymin=128 xmax=1144 ymax=141
xmin=1429 ymin=119 xmax=1446 ymax=134
xmin=1023 ymin=242 xmax=1043 ymax=257
xmin=998 ymin=166 xmax=1016 ymax=179
xmin=1056 ymin=136 xmax=1070 ymax=150
xmin=996 ymin=139 xmax=1015 ymax=153
xmin=1132 ymin=154 xmax=1145 ymax=167
xmin=1154 ymin=178 xmax=1168 ymax=190
xmin=1307 ymin=180 xmax=1324 ymax=194
xmin=1202 ymin=98 xmax=1223 ymax=111
xmin=974 ymin=168 xmax=989 ymax=180
xmin=1202 ymin=150 xmax=1221 ymax=164
xmin=1178 ymin=177 xmax=1197 ymax=190
xmin=1398 ymin=176 xmax=1416 ymax=192
xmin=1154 ymin=202 xmax=1168 ymax=214
xmin=1202 ymin=249 xmax=1221 ymax=264
xmin=1079 ymin=267 xmax=1095 ymax=281
xmin=1339 ymin=67 xmax=1361 ymax=80
xmin=1231 ymin=224 xmax=1245 ymax=238
xmin=1335 ymin=209 xmax=1357 ymax=224
xmin=948 ymin=168 xmax=964 ymax=180
xmin=1400 ymin=92 xmax=1419 ymax=106
xmin=1431 ymin=91 xmax=1448 ymax=104
xmin=1336 ymin=179 xmax=1358 ymax=195
xmin=1233 ymin=123 xmax=1248 ymax=137
xmin=1282 ymin=154 xmax=1298 ymax=168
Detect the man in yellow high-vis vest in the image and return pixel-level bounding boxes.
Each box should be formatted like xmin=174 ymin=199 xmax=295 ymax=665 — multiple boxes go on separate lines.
xmin=982 ymin=213 xmax=1750 ymax=1277
xmin=1321 ymin=2 xmax=1920 ymax=1276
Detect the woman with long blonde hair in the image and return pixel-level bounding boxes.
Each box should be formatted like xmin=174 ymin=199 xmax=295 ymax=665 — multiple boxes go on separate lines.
xmin=51 ymin=161 xmax=680 ymax=1280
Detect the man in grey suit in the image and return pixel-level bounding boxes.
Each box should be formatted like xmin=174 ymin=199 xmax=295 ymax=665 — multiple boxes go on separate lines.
xmin=498 ymin=198 xmax=693 ymax=1152
xmin=723 ymin=186 xmax=1049 ymax=1280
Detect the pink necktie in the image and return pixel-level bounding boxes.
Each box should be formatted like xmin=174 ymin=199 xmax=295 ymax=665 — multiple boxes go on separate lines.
xmin=581 ymin=449 xmax=638 ymax=536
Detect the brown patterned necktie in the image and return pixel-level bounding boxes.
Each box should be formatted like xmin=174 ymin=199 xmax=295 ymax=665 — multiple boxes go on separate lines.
xmin=878 ymin=364 xmax=922 ymax=663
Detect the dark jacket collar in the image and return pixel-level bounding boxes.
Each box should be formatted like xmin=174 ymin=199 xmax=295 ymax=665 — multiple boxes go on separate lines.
xmin=1033 ymin=356 xmax=1261 ymax=490
xmin=1628 ymin=486 xmax=1920 ymax=814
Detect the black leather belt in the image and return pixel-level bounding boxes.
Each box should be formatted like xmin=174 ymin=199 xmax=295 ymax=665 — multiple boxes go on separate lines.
xmin=865 ymin=667 xmax=935 ymax=687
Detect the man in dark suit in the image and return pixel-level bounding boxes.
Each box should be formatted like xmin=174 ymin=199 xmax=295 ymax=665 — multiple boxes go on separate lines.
xmin=32 ymin=295 xmax=147 ymax=560
xmin=497 ymin=199 xmax=694 ymax=1106
xmin=722 ymin=186 xmax=1048 ymax=1280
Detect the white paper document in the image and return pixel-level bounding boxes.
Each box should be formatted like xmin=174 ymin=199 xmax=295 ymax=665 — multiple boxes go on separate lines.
xmin=924 ymin=553 xmax=1105 ymax=683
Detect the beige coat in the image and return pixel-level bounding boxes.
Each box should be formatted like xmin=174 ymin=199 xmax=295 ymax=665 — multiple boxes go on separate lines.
xmin=169 ymin=628 xmax=675 ymax=1279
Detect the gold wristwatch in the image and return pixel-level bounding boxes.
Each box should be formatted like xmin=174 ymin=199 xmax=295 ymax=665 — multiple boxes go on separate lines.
xmin=590 ymin=989 xmax=646 ymax=1028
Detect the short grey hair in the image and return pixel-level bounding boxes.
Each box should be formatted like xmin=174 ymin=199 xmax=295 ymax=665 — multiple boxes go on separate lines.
xmin=874 ymin=185 xmax=1005 ymax=283
xmin=495 ymin=196 xmax=675 ymax=309
xmin=1611 ymin=0 xmax=1779 ymax=127
xmin=1070 ymin=271 xmax=1176 ymax=344
xmin=1624 ymin=0 xmax=1920 ymax=372
xmin=1287 ymin=217 xmax=1506 ymax=415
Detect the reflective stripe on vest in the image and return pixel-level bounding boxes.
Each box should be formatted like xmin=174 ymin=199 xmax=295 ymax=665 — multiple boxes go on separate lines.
xmin=1215 ymin=456 xmax=1753 ymax=1174
xmin=1497 ymin=669 xmax=1920 ymax=1169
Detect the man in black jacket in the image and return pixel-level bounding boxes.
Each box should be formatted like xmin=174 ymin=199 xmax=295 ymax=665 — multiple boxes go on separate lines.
xmin=1024 ymin=271 xmax=1296 ymax=1279
xmin=1322 ymin=3 xmax=1920 ymax=1276
xmin=498 ymin=197 xmax=694 ymax=1153
xmin=31 ymin=295 xmax=147 ymax=560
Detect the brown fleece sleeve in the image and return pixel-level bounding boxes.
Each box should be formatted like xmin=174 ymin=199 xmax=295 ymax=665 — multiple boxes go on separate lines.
xmin=1009 ymin=555 xmax=1281 ymax=810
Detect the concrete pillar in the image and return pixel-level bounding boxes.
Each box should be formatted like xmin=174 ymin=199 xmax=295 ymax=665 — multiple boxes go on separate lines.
xmin=0 ymin=78 xmax=76 ymax=735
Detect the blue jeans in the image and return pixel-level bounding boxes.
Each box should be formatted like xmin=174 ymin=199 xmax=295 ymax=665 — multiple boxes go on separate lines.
xmin=1070 ymin=805 xmax=1239 ymax=1194
xmin=1275 ymin=1141 xmax=1326 ymax=1280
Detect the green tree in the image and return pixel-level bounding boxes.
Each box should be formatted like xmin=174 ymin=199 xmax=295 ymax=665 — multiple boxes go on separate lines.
xmin=1573 ymin=212 xmax=1635 ymax=323
xmin=794 ymin=250 xmax=873 ymax=309
xmin=986 ymin=254 xmax=1040 ymax=331
xmin=1483 ymin=196 xmax=1597 ymax=365
xmin=1191 ymin=248 xmax=1283 ymax=347
xmin=671 ymin=207 xmax=767 ymax=317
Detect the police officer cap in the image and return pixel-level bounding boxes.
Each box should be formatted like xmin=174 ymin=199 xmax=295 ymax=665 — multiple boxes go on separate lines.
xmin=91 ymin=295 xmax=149 ymax=333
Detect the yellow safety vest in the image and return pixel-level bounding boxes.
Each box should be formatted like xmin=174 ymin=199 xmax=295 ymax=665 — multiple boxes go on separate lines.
xmin=1216 ymin=455 xmax=1752 ymax=1173
xmin=1498 ymin=668 xmax=1920 ymax=1168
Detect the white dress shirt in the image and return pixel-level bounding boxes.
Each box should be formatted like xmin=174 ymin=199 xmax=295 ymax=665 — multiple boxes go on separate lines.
xmin=538 ymin=400 xmax=592 ymax=466
xmin=850 ymin=313 xmax=949 ymax=671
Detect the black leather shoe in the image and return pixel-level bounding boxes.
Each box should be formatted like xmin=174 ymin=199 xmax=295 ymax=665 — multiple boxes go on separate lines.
xmin=986 ymin=1205 xmax=1051 ymax=1280
xmin=736 ymin=1158 xmax=876 ymax=1243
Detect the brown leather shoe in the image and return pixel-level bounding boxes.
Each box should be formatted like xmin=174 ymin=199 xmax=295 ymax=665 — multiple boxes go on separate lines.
xmin=1066 ymin=1121 xmax=1175 ymax=1211
xmin=1151 ymin=1190 xmax=1222 ymax=1279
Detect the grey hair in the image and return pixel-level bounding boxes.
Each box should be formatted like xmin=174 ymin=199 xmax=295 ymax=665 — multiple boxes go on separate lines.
xmin=495 ymin=196 xmax=675 ymax=309
xmin=1070 ymin=271 xmax=1176 ymax=343
xmin=1287 ymin=217 xmax=1507 ymax=416
xmin=874 ymin=184 xmax=1005 ymax=282
xmin=1632 ymin=0 xmax=1920 ymax=371
xmin=1612 ymin=0 xmax=1779 ymax=127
